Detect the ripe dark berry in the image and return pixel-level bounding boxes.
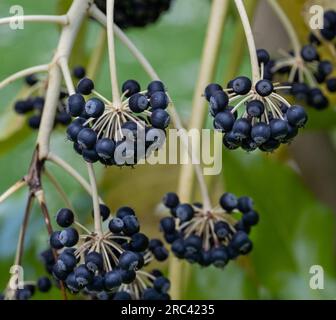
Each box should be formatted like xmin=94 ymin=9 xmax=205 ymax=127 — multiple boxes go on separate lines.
xmin=74 ymin=264 xmax=93 ymax=287
xmin=211 ymin=246 xmax=229 ymax=268
xmin=84 ymin=98 xmax=105 ymax=118
xmin=209 ymin=90 xmax=229 ymax=114
xmin=326 ymin=78 xmax=336 ymax=92
xmin=65 ymin=273 xmax=80 ymax=292
xmin=56 ymin=112 xmax=72 ymax=125
xmin=259 ymin=138 xmax=280 ymax=152
xmin=162 ymin=192 xmax=179 ymax=208
xmin=122 ymin=79 xmax=141 ymax=97
xmin=270 ymin=119 xmax=288 ymax=140
xmin=286 ymin=106 xmax=307 ymax=128
xmin=149 ymin=239 xmax=163 ymax=251
xmin=14 ymin=100 xmax=33 ymax=114
xmin=213 ymin=111 xmax=235 ymax=132
xmin=98 ymin=204 xmax=110 ymax=221
xmin=256 ymin=49 xmax=270 ymax=65
xmin=255 ymin=79 xmax=273 ymax=96
xmin=118 ymin=251 xmax=140 ymax=270
xmin=301 ymin=45 xmax=318 ymax=62
xmin=52 ymin=263 xmax=68 ymax=281
xmin=246 ymin=100 xmax=264 ymax=117
xmin=142 ymin=288 xmax=162 ymax=300
xmin=160 ymin=217 xmax=176 ymax=234
xmin=151 ymin=109 xmax=170 ymax=129
xmin=37 ymin=277 xmax=52 ymax=292
xmin=108 ymin=217 xmax=124 ymax=233
xmin=73 ymin=66 xmax=86 ymax=79
xmin=219 ymin=192 xmax=238 ymax=212
xmin=104 ymin=270 xmax=122 ymax=290
xmin=223 ymin=131 xmax=241 ymax=150
xmin=214 ymin=221 xmax=230 ymax=239
xmin=129 ymin=93 xmax=149 ymax=113
xmin=204 ymin=83 xmax=223 ymax=101
xmin=251 ymin=122 xmax=271 ymax=145
xmin=147 ymin=80 xmax=165 ymax=96
xmin=95 ymin=138 xmax=115 ymax=159
xmin=77 ymin=128 xmax=97 ymax=149
xmin=50 ymin=231 xmax=64 ymax=249
xmin=66 ymin=118 xmax=86 ymax=142
xmin=232 ymin=118 xmax=251 ymax=140
xmin=77 ymin=78 xmax=94 ymax=95
xmin=237 ymin=196 xmax=254 ymax=213
xmin=153 ymin=246 xmax=169 ymax=261
xmin=119 ymin=269 xmax=136 ymax=284
xmin=25 ymin=74 xmax=38 ymax=86
xmin=175 ymin=204 xmax=194 ymax=222
xmin=153 ymin=276 xmax=170 ymax=293
xmin=16 ymin=288 xmax=32 ymax=300
xmin=291 ymin=82 xmax=309 ymax=100
xmin=231 ymin=76 xmax=252 ymax=95
xmin=184 ymin=235 xmax=202 ymax=253
xmin=242 ymin=210 xmax=260 ymax=226
xmin=171 ymin=238 xmax=185 ymax=258
xmin=85 ymin=252 xmax=104 ymax=272
xmin=56 ymin=208 xmax=74 ymax=227
xmin=130 ymin=233 xmax=149 ymax=251
xmin=82 ymin=148 xmax=99 ymax=163
xmin=318 ymin=60 xmax=333 ymax=77
xmin=87 ymin=275 xmax=104 ymax=291
xmin=150 ymin=91 xmax=169 ymax=109
xmin=122 ymin=215 xmax=140 ymax=235
xmin=59 ymin=227 xmax=79 ymax=247
xmin=307 ymin=88 xmax=329 ymax=110
xmin=116 ymin=206 xmax=135 ymax=219
xmin=230 ymin=231 xmax=252 ymax=254
xmin=57 ymin=251 xmax=77 ymax=272
xmin=28 ymin=115 xmax=41 ymax=129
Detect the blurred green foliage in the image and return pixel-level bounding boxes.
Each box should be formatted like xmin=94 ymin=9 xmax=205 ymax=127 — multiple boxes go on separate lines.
xmin=0 ymin=0 xmax=335 ymax=300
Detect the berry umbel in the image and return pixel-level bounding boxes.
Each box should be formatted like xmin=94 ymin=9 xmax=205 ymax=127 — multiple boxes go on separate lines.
xmin=206 ymin=53 xmax=307 ymax=152
xmin=49 ymin=205 xmax=170 ymax=300
xmin=160 ymin=192 xmax=259 ymax=268
xmin=66 ymin=78 xmax=170 ymax=166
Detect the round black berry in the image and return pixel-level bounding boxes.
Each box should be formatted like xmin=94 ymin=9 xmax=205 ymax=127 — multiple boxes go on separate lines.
xmin=59 ymin=227 xmax=79 ymax=247
xmin=255 ymin=79 xmax=273 ymax=97
xmin=84 ymin=98 xmax=105 ymax=118
xmin=219 ymin=192 xmax=238 ymax=212
xmin=251 ymin=122 xmax=271 ymax=145
xmin=162 ymin=192 xmax=179 ymax=208
xmin=77 ymin=128 xmax=97 ymax=149
xmin=77 ymin=78 xmax=94 ymax=95
xmin=175 ymin=204 xmax=194 ymax=222
xmin=151 ymin=109 xmax=170 ymax=129
xmin=150 ymin=91 xmax=169 ymax=109
xmin=286 ymin=106 xmax=307 ymax=128
xmin=56 ymin=208 xmax=74 ymax=228
xmin=246 ymin=100 xmax=265 ymax=117
xmin=205 ymin=83 xmax=223 ymax=101
xmin=129 ymin=93 xmax=149 ymax=113
xmin=231 ymin=76 xmax=252 ymax=95
xmin=122 ymin=79 xmax=141 ymax=97
xmin=213 ymin=111 xmax=235 ymax=132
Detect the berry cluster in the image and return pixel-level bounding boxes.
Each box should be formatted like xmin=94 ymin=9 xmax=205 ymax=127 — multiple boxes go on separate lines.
xmin=205 ymin=54 xmax=307 ymax=152
xmin=66 ymin=78 xmax=170 ymax=165
xmin=160 ymin=192 xmax=259 ymax=268
xmin=94 ymin=0 xmax=172 ymax=29
xmin=268 ymin=44 xmax=334 ymax=110
xmin=13 ymin=66 xmax=86 ymax=130
xmin=49 ymin=206 xmax=170 ymax=300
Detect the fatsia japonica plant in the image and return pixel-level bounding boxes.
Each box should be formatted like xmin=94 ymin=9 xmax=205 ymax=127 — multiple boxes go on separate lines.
xmin=0 ymin=0 xmax=334 ymax=301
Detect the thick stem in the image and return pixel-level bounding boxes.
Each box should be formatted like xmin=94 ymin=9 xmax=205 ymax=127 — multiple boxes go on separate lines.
xmin=59 ymin=57 xmax=75 ymax=95
xmin=0 ymin=15 xmax=68 ymax=26
xmin=87 ymin=163 xmax=103 ymax=236
xmin=0 ymin=64 xmax=49 ymax=90
xmin=14 ymin=193 xmax=34 ymax=266
xmin=267 ymin=0 xmax=301 ymax=57
xmin=106 ymin=0 xmax=121 ymax=104
xmin=36 ymin=0 xmax=92 ymax=159
xmin=171 ymin=0 xmax=229 ymax=300
xmin=234 ymin=0 xmax=259 ymax=84
xmin=0 ymin=179 xmax=26 ymax=204
xmin=47 ymin=152 xmax=103 ymax=203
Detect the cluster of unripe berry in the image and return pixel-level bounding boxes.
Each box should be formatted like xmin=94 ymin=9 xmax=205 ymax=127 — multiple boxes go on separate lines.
xmin=160 ymin=192 xmax=259 ymax=268
xmin=66 ymin=78 xmax=170 ymax=165
xmin=94 ymin=0 xmax=172 ymax=29
xmin=48 ymin=206 xmax=170 ymax=300
xmin=205 ymin=56 xmax=307 ymax=152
